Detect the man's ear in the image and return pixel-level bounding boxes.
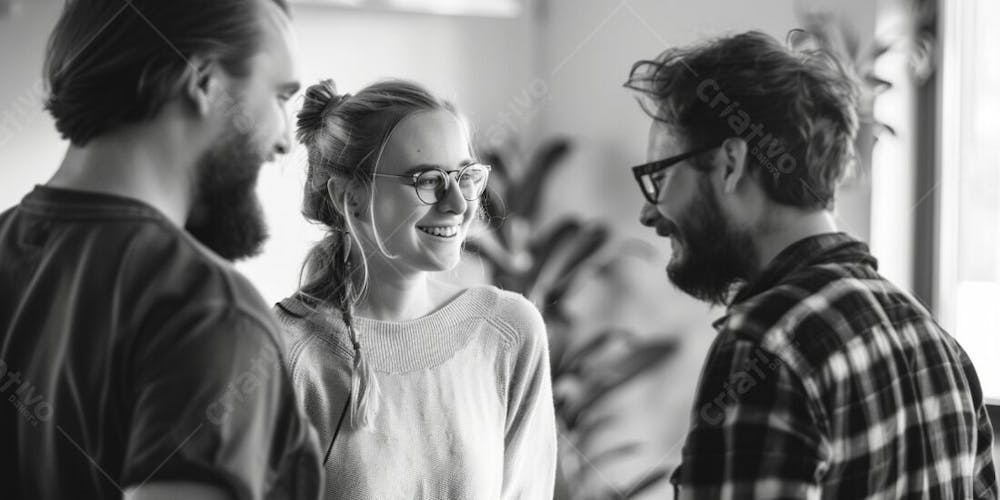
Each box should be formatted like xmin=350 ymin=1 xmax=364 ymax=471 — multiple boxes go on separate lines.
xmin=720 ymin=137 xmax=749 ymax=194
xmin=183 ymin=57 xmax=225 ymax=118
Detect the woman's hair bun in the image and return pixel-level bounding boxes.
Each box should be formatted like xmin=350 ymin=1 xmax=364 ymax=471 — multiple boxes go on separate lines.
xmin=297 ymin=79 xmax=349 ymax=145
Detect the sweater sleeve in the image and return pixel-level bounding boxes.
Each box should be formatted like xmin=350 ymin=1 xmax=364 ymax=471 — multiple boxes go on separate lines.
xmin=496 ymin=293 xmax=558 ymax=500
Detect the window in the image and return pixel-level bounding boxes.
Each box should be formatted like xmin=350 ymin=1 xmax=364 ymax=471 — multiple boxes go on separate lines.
xmin=940 ymin=0 xmax=1000 ymax=403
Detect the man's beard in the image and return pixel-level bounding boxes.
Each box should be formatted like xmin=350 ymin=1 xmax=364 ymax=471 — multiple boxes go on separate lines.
xmin=666 ymin=175 xmax=757 ymax=306
xmin=185 ymin=124 xmax=268 ymax=262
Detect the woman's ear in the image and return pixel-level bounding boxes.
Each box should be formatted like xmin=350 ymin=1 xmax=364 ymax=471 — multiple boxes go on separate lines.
xmin=327 ymin=177 xmax=363 ymax=220
xmin=326 ymin=177 xmax=346 ymax=217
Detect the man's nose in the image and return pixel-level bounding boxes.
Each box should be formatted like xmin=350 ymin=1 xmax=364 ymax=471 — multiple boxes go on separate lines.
xmin=639 ymin=202 xmax=660 ymax=227
xmin=275 ymin=112 xmax=292 ymax=156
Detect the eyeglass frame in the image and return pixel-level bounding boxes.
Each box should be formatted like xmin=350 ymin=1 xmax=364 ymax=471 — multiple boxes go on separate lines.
xmin=372 ymin=162 xmax=492 ymax=205
xmin=631 ymin=144 xmax=720 ymax=204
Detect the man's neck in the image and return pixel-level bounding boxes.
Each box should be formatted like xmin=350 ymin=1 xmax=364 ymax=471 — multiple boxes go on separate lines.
xmin=47 ymin=131 xmax=196 ymax=226
xmin=752 ymin=208 xmax=838 ymax=275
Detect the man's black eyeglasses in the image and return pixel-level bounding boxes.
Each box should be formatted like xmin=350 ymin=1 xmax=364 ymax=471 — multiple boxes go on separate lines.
xmin=631 ymin=144 xmax=719 ymax=204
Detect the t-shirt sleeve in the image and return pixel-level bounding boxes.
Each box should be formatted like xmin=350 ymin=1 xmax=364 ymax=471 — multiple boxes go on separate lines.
xmin=498 ymin=295 xmax=558 ymax=500
xmin=120 ymin=306 xmax=323 ymax=500
xmin=674 ymin=334 xmax=827 ymax=500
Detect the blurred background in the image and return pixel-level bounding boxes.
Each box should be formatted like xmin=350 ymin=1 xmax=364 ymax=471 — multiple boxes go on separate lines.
xmin=1 ymin=0 xmax=998 ymax=497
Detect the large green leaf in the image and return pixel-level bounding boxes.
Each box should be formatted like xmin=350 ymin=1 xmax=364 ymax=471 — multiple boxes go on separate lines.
xmin=480 ymin=148 xmax=510 ymax=184
xmin=589 ymin=442 xmax=641 ymax=469
xmin=543 ymin=309 xmax=575 ymax=372
xmin=621 ymin=467 xmax=670 ymax=499
xmin=563 ymin=340 xmax=679 ymax=427
xmin=563 ymin=412 xmax=623 ymax=460
xmin=513 ymin=138 xmax=571 ymax=220
xmin=472 ymin=137 xmax=681 ymax=499
xmin=541 ymin=224 xmax=611 ymax=307
xmin=559 ymin=329 xmax=633 ymax=377
xmin=523 ymin=220 xmax=583 ymax=298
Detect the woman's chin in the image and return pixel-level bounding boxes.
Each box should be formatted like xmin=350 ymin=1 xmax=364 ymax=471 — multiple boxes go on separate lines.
xmin=413 ymin=249 xmax=461 ymax=273
xmin=434 ymin=254 xmax=462 ymax=272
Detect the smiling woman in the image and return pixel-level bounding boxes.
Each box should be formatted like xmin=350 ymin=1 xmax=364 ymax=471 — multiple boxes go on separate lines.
xmin=272 ymin=78 xmax=557 ymax=499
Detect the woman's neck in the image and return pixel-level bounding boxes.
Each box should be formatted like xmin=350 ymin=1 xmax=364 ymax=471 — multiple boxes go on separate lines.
xmin=351 ymin=260 xmax=467 ymax=322
xmin=354 ymin=271 xmax=434 ymax=322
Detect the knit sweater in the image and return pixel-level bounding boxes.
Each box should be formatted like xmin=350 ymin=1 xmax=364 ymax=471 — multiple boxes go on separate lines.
xmin=273 ymin=285 xmax=557 ymax=500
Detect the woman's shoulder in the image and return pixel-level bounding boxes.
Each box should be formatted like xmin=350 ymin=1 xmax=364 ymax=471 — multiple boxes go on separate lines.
xmin=272 ymin=295 xmax=353 ymax=366
xmin=481 ymin=287 xmax=547 ymax=351
xmin=491 ymin=287 xmax=541 ymax=318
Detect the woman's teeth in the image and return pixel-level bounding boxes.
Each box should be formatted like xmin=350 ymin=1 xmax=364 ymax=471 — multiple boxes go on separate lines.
xmin=419 ymin=225 xmax=459 ymax=238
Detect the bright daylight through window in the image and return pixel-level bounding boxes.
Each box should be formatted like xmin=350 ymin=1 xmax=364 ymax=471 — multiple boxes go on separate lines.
xmin=940 ymin=0 xmax=1000 ymax=403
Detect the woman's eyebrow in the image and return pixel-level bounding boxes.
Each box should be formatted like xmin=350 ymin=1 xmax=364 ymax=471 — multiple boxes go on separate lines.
xmin=403 ymin=160 xmax=476 ymax=175
xmin=403 ymin=164 xmax=441 ymax=175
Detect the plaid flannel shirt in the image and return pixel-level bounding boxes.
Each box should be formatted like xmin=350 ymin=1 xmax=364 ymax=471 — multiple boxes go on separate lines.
xmin=671 ymin=232 xmax=997 ymax=499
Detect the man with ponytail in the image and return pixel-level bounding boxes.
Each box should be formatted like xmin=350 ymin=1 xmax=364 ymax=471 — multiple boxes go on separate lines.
xmin=0 ymin=1 xmax=322 ymax=499
xmin=274 ymin=78 xmax=558 ymax=499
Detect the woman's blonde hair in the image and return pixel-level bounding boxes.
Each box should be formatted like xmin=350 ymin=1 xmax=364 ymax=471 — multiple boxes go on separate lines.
xmin=295 ymin=78 xmax=461 ymax=430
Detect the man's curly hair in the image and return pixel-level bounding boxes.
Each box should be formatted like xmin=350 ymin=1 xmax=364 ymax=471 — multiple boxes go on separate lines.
xmin=625 ymin=30 xmax=860 ymax=210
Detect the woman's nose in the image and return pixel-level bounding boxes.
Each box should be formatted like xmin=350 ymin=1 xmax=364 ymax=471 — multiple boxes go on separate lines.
xmin=436 ymin=178 xmax=468 ymax=214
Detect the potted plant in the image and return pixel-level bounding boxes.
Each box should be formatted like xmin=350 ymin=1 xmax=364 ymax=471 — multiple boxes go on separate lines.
xmin=466 ymin=138 xmax=677 ymax=499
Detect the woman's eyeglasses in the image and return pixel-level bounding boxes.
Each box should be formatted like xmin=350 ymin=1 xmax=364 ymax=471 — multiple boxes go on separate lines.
xmin=374 ymin=163 xmax=492 ymax=205
xmin=631 ymin=144 xmax=719 ymax=204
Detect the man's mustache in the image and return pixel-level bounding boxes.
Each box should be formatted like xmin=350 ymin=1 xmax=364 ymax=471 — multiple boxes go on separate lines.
xmin=655 ymin=219 xmax=679 ymax=239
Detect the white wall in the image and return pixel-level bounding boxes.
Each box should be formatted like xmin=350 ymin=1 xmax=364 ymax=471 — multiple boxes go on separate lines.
xmin=0 ymin=1 xmax=66 ymax=208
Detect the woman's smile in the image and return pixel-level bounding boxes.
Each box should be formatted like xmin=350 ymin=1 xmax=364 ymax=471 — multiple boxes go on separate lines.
xmin=417 ymin=224 xmax=461 ymax=239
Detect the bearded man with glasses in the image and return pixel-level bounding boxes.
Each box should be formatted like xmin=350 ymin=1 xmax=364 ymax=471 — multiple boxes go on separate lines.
xmin=627 ymin=30 xmax=997 ymax=499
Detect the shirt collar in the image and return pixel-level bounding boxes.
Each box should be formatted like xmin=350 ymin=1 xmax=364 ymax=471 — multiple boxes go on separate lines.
xmin=712 ymin=232 xmax=877 ymax=330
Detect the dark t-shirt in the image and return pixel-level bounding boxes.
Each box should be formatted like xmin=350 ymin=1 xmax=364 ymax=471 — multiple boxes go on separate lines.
xmin=0 ymin=186 xmax=322 ymax=499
